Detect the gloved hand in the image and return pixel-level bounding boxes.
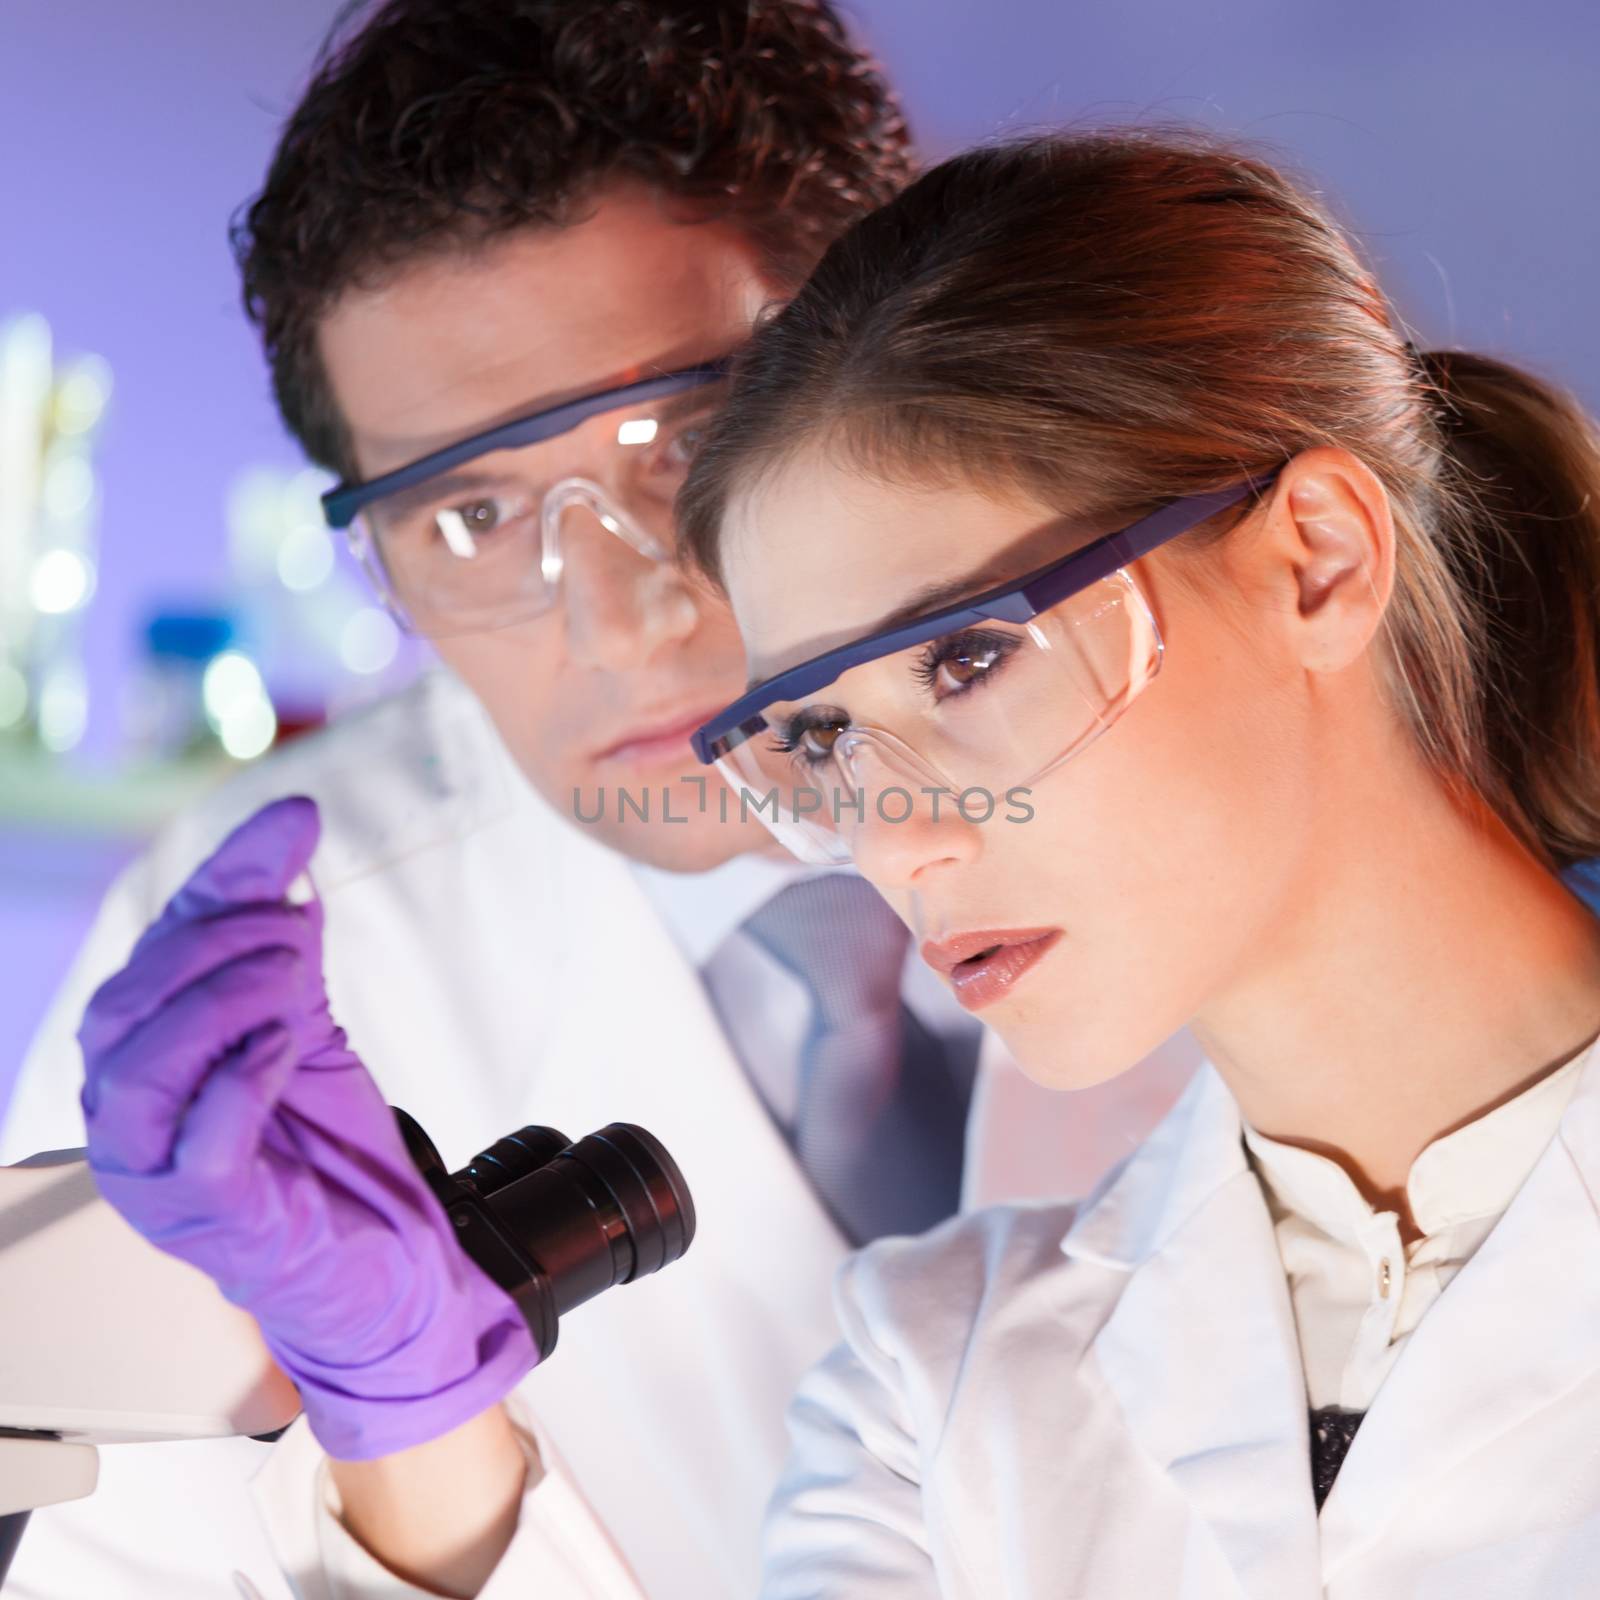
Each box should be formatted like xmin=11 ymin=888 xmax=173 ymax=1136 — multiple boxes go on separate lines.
xmin=78 ymin=796 xmax=538 ymax=1461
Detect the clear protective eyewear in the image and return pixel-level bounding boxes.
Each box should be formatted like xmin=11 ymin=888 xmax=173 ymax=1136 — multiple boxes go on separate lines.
xmin=321 ymin=364 xmax=727 ymax=637
xmin=693 ymin=476 xmax=1276 ymax=864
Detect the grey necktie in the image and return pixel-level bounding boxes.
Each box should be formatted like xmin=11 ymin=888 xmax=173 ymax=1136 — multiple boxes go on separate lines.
xmin=732 ymin=874 xmax=975 ymax=1246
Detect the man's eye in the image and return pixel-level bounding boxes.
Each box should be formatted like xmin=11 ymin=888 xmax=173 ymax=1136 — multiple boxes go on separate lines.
xmin=663 ymin=424 xmax=707 ymax=469
xmin=452 ymin=499 xmax=502 ymax=534
xmin=433 ymin=497 xmax=524 ymax=559
xmin=641 ymin=422 xmax=709 ymax=487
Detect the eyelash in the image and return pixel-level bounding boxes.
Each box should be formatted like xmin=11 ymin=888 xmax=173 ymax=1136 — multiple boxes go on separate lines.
xmin=766 ymin=711 xmax=844 ymax=767
xmin=909 ymin=628 xmax=1020 ymax=693
xmin=765 ymin=629 xmax=1021 ymax=767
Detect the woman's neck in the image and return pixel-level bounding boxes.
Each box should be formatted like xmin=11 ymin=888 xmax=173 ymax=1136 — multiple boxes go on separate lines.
xmin=1193 ymin=724 xmax=1600 ymax=1227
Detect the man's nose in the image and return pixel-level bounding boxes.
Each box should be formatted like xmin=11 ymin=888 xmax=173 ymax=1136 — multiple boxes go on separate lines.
xmin=559 ymin=514 xmax=701 ymax=671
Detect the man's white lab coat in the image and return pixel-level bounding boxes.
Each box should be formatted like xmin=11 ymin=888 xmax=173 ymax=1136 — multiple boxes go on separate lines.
xmin=0 ymin=668 xmax=1195 ymax=1599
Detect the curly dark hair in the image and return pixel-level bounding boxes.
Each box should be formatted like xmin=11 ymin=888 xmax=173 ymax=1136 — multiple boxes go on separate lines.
xmin=232 ymin=0 xmax=913 ymax=475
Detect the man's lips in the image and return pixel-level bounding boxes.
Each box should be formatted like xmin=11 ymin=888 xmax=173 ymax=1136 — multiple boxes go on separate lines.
xmin=593 ymin=705 xmax=726 ymax=766
xmin=918 ymin=927 xmax=1063 ymax=1012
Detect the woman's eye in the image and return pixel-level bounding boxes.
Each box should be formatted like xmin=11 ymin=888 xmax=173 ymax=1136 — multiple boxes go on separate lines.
xmin=769 ymin=709 xmax=848 ymax=766
xmin=936 ymin=648 xmax=997 ymax=690
xmin=799 ymin=722 xmax=841 ymax=759
xmin=915 ymin=631 xmax=1018 ymax=699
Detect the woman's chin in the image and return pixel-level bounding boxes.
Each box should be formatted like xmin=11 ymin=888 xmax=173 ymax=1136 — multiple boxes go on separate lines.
xmin=995 ymin=1011 xmax=1176 ymax=1093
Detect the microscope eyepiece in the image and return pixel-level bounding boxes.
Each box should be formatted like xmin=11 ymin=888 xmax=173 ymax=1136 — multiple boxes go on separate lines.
xmin=394 ymin=1111 xmax=696 ymax=1358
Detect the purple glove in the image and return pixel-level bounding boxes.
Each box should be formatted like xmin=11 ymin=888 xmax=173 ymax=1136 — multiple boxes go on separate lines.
xmin=78 ymin=796 xmax=538 ymax=1460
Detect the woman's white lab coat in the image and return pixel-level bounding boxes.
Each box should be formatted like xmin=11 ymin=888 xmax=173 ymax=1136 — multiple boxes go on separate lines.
xmin=757 ymin=1054 xmax=1600 ymax=1599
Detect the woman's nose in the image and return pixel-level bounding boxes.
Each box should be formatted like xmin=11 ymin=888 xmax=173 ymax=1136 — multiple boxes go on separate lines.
xmin=847 ymin=774 xmax=983 ymax=892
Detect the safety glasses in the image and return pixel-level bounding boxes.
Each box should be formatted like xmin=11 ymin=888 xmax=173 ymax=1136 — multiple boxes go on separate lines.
xmin=693 ymin=476 xmax=1276 ymax=863
xmin=321 ymin=363 xmax=728 ymax=638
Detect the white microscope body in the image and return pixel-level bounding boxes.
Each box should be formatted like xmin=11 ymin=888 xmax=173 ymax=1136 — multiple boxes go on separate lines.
xmin=0 ymin=1149 xmax=300 ymax=1519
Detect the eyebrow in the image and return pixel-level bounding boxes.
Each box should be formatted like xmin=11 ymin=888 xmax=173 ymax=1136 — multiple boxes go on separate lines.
xmin=740 ymin=570 xmax=1008 ymax=694
xmin=360 ymin=357 xmax=728 ymax=472
xmin=741 ymin=519 xmax=1083 ymax=692
xmin=867 ymin=568 xmax=1019 ymax=635
xmin=870 ymin=514 xmax=1100 ymax=635
xmin=366 ymin=374 xmax=728 ymax=493
xmin=379 ymin=469 xmax=519 ymax=522
xmin=649 ymin=383 xmax=726 ymax=423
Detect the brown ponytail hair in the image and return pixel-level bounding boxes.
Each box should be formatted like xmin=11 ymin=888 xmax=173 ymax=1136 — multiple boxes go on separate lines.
xmin=1416 ymin=350 xmax=1600 ymax=864
xmin=679 ymin=130 xmax=1600 ymax=869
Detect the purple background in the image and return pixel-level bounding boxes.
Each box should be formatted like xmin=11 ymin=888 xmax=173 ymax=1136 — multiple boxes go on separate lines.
xmin=2 ymin=0 xmax=1598 ymax=1115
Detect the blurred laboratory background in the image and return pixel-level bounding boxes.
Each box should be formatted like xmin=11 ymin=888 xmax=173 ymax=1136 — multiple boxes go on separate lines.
xmin=2 ymin=0 xmax=1598 ymax=1111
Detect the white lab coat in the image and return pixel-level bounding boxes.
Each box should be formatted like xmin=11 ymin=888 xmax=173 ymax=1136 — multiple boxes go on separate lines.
xmin=0 ymin=667 xmax=1197 ymax=1600
xmin=753 ymin=1053 xmax=1600 ymax=1599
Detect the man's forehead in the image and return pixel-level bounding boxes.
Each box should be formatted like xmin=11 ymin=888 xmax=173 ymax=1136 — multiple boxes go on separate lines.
xmin=318 ymin=205 xmax=776 ymax=476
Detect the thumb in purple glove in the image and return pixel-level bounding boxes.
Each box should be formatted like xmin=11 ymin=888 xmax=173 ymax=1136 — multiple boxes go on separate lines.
xmin=79 ymin=796 xmax=538 ymax=1460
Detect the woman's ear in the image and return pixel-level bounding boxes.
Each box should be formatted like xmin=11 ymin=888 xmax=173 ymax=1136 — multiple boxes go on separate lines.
xmin=1246 ymin=447 xmax=1396 ymax=675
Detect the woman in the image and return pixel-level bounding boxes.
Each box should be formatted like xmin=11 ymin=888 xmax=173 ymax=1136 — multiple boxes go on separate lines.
xmin=676 ymin=129 xmax=1600 ymax=1594
xmin=69 ymin=129 xmax=1600 ymax=1598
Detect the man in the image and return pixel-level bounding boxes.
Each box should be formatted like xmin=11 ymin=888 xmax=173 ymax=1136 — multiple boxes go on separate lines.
xmin=0 ymin=4 xmax=1197 ymax=1596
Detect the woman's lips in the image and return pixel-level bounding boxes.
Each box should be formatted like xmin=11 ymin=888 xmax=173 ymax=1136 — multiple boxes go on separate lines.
xmin=919 ymin=927 xmax=1063 ymax=1012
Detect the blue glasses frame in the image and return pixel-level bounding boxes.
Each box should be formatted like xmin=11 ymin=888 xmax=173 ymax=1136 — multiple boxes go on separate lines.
xmin=692 ymin=473 xmax=1279 ymax=765
xmin=320 ymin=362 xmax=729 ymax=530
